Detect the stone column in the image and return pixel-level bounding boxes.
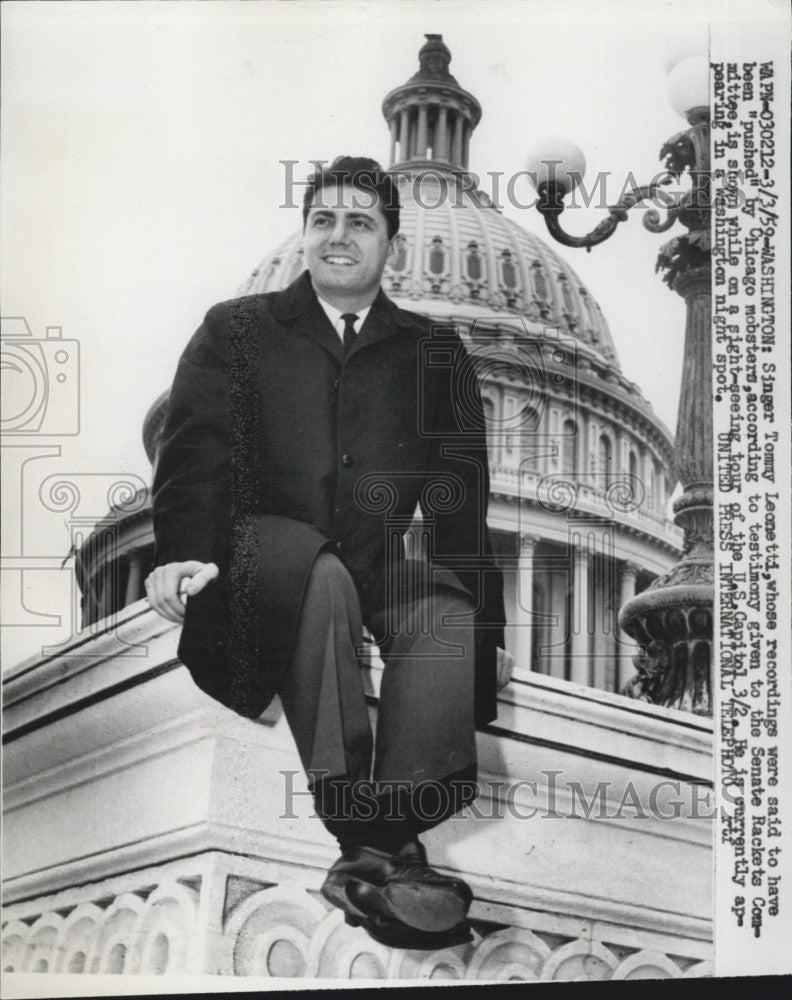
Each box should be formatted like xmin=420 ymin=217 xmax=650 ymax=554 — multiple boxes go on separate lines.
xmin=644 ymin=451 xmax=655 ymax=511
xmin=412 ymin=111 xmax=422 ymax=159
xmin=399 ymin=109 xmax=409 ymax=160
xmin=549 ymin=407 xmax=560 ymax=473
xmin=96 ymin=564 xmax=113 ymax=622
xmin=513 ymin=534 xmax=540 ymax=672
xmin=617 ymin=561 xmax=639 ymax=690
xmin=416 ymin=103 xmax=428 ymax=157
xmin=576 ymin=409 xmax=588 ymax=478
xmin=461 ymin=122 xmax=470 ymax=167
xmin=124 ymin=550 xmax=143 ymax=607
xmin=588 ymin=415 xmax=599 ymax=478
xmin=570 ymin=540 xmax=590 ymax=686
xmin=618 ymin=428 xmax=631 ymax=498
xmin=389 ymin=117 xmax=398 ymax=166
xmin=452 ymin=114 xmax=464 ymax=165
xmin=436 ymin=105 xmax=448 ymax=159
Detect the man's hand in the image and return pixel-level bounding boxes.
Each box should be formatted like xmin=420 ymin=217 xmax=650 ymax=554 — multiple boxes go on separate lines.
xmin=145 ymin=561 xmax=219 ymax=624
xmin=496 ymin=647 xmax=515 ymax=689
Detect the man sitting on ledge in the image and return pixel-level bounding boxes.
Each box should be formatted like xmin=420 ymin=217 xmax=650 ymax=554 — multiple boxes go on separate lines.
xmin=146 ymin=156 xmax=509 ymax=950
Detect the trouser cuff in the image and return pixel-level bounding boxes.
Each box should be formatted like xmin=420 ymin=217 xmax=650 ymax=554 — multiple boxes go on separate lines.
xmin=312 ymin=763 xmax=478 ymax=847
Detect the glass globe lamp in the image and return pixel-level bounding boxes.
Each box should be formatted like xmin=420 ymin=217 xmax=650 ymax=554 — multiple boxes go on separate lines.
xmin=525 ymin=137 xmax=586 ymax=197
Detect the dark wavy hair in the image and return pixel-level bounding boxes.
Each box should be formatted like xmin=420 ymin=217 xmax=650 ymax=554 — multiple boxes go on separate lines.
xmin=302 ymin=156 xmax=400 ymax=239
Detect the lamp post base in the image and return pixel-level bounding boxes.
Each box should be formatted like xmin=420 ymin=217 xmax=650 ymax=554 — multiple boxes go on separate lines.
xmin=618 ymin=573 xmax=712 ymax=715
xmin=619 ymin=484 xmax=714 ymax=716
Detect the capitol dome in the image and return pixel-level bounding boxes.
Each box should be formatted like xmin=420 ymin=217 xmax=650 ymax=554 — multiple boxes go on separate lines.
xmin=239 ymin=33 xmax=619 ymax=372
xmin=83 ymin=33 xmax=682 ymax=697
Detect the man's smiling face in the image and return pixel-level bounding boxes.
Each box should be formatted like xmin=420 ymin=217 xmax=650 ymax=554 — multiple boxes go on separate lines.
xmin=303 ymin=183 xmax=395 ymax=310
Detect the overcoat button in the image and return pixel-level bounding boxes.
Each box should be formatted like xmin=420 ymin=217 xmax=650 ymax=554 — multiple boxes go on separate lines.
xmin=341 ymin=453 xmax=353 ymax=467
xmin=335 ymin=540 xmax=343 ymax=553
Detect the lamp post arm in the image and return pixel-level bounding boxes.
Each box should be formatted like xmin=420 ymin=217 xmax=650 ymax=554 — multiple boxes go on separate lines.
xmin=536 ymin=176 xmax=682 ymax=251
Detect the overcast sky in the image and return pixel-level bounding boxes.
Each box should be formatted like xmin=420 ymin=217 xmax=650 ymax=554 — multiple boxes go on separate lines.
xmin=0 ymin=0 xmax=762 ymax=666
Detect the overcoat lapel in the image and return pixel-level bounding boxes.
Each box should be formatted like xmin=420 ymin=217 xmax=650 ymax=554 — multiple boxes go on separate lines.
xmin=270 ymin=271 xmax=344 ymax=363
xmin=348 ymin=286 xmax=424 ymax=359
xmin=270 ymin=270 xmax=423 ymax=363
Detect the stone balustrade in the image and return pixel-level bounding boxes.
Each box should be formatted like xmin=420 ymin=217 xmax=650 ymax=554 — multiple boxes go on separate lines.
xmin=489 ymin=466 xmax=682 ymax=550
xmin=3 ymin=601 xmax=713 ymax=985
xmin=3 ymin=853 xmax=713 ymax=980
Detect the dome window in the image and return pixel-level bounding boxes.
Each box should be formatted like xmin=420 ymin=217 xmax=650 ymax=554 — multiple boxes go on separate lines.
xmin=579 ymin=287 xmax=600 ymax=342
xmin=391 ymin=235 xmax=408 ymax=273
xmin=385 ymin=235 xmax=410 ymax=292
xmin=425 ymin=235 xmax=449 ymax=294
xmin=498 ymin=249 xmax=521 ymax=308
xmin=428 ymin=236 xmax=447 ymax=275
xmin=561 ymin=419 xmax=578 ymax=474
xmin=557 ymin=273 xmax=575 ymax=314
xmin=531 ymin=261 xmax=549 ymax=302
xmin=499 ymin=249 xmax=518 ymax=290
xmin=498 ymin=250 xmax=517 ymax=292
xmin=465 ymin=242 xmax=482 ymax=281
xmin=462 ymin=240 xmax=486 ymax=299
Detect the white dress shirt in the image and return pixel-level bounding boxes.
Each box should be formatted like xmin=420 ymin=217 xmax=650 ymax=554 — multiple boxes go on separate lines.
xmin=316 ymin=296 xmax=372 ymax=342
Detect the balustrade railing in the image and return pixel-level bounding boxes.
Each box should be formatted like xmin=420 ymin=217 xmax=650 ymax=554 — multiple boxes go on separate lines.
xmin=489 ymin=465 xmax=682 ymax=547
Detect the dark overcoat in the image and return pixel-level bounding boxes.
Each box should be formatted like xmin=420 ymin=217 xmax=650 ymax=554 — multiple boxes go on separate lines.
xmin=152 ymin=271 xmax=506 ymax=725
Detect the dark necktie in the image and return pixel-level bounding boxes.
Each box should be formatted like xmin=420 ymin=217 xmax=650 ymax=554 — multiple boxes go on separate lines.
xmin=341 ymin=312 xmax=359 ymax=353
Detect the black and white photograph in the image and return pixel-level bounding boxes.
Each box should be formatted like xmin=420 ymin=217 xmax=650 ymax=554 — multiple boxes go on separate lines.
xmin=1 ymin=0 xmax=790 ymax=994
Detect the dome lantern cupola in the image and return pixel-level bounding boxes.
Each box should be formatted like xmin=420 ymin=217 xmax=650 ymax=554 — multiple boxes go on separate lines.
xmin=382 ymin=33 xmax=481 ymax=171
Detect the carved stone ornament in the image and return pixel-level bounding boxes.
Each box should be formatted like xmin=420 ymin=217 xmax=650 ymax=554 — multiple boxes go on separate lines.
xmin=618 ymin=574 xmax=712 ymax=715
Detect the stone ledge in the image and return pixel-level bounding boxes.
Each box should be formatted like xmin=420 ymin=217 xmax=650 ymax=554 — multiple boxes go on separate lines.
xmin=2 ymin=851 xmax=712 ymax=980
xmin=3 ymin=602 xmax=713 ymax=978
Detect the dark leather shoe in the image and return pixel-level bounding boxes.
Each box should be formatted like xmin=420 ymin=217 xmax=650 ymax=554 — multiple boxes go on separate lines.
xmin=322 ymin=851 xmax=473 ymax=950
xmin=320 ymin=842 xmax=473 ymax=933
xmin=345 ymin=903 xmax=473 ymax=951
xmin=321 ymin=856 xmax=371 ymax=924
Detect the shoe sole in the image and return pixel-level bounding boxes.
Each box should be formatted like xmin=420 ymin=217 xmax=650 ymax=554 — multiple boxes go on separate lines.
xmin=323 ymin=879 xmax=472 ymax=950
xmin=347 ymin=876 xmax=471 ymax=933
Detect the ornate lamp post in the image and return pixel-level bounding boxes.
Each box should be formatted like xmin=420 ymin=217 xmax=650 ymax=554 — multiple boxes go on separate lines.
xmin=526 ymin=48 xmax=713 ymax=715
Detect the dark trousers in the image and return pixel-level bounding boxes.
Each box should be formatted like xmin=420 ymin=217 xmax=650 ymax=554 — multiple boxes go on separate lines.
xmin=276 ymin=553 xmax=478 ymax=848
